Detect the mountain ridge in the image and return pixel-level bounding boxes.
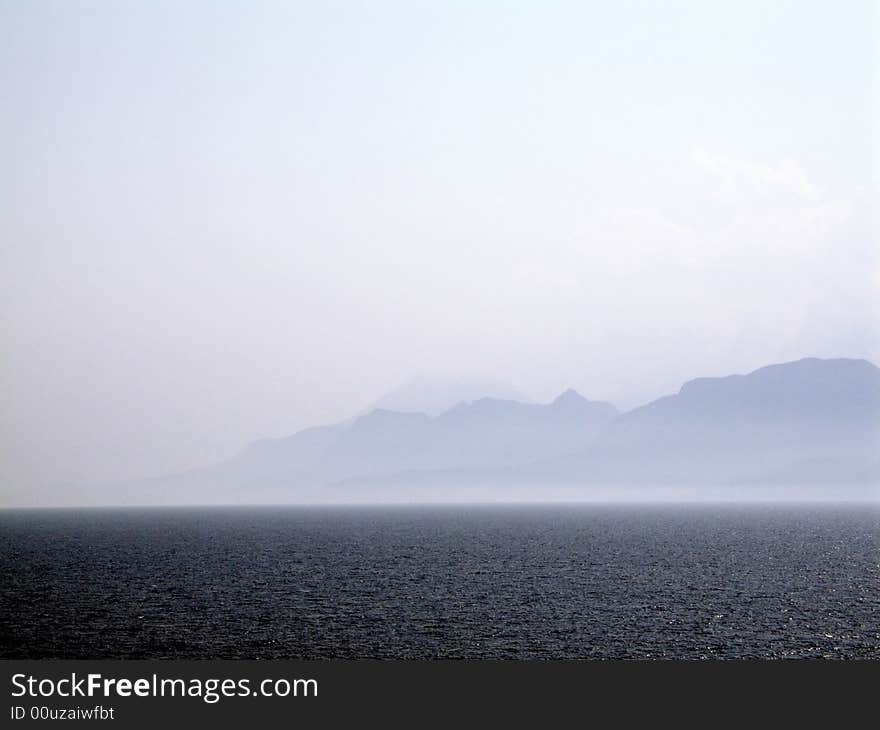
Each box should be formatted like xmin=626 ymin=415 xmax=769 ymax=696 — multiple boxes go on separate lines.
xmin=64 ymin=357 xmax=880 ymax=505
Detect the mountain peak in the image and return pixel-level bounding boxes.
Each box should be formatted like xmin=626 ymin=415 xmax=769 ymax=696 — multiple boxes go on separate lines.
xmin=552 ymin=388 xmax=588 ymax=406
xmin=366 ymin=375 xmax=527 ymax=416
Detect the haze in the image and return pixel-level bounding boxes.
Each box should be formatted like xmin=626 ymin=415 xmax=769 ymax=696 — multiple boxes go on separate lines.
xmin=1 ymin=1 xmax=877 ymax=498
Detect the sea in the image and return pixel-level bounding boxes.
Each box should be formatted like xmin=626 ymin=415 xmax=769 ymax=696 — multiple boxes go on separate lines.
xmin=1 ymin=503 xmax=877 ymax=659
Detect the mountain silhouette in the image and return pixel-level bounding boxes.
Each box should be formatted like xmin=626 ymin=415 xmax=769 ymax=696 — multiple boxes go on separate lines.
xmin=306 ymin=390 xmax=617 ymax=481
xmin=532 ymin=357 xmax=880 ymax=485
xmin=104 ymin=357 xmax=879 ymax=504
xmin=365 ymin=375 xmax=528 ymax=416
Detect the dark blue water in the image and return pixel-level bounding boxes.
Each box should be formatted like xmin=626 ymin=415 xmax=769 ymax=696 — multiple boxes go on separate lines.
xmin=1 ymin=504 xmax=877 ymax=659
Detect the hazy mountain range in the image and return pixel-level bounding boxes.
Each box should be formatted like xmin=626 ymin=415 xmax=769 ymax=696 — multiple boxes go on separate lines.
xmin=532 ymin=357 xmax=879 ymax=484
xmin=64 ymin=358 xmax=880 ymax=505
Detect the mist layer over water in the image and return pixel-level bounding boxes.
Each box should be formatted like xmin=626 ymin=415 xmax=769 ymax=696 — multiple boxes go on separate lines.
xmin=1 ymin=504 xmax=877 ymax=659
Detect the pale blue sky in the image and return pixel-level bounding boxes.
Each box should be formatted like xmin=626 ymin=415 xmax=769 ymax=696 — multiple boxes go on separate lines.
xmin=1 ymin=1 xmax=877 ymax=491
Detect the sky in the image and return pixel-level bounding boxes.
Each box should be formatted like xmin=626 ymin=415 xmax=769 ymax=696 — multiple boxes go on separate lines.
xmin=1 ymin=0 xmax=877 ymax=495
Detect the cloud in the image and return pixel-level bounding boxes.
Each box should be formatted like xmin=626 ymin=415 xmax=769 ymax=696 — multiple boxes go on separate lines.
xmin=692 ymin=146 xmax=821 ymax=202
xmin=689 ymin=148 xmax=856 ymax=254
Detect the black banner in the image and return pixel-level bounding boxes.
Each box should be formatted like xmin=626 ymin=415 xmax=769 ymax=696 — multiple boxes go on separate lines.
xmin=2 ymin=660 xmax=876 ymax=727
